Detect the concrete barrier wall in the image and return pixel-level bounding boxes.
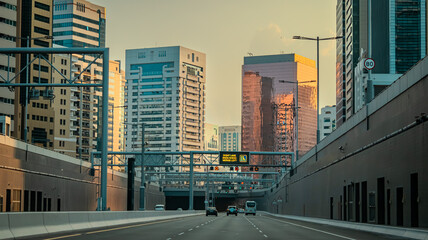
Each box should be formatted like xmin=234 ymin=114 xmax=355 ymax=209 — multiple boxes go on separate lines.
xmin=0 ymin=210 xmax=200 ymax=240
xmin=0 ymin=214 xmax=12 ymax=240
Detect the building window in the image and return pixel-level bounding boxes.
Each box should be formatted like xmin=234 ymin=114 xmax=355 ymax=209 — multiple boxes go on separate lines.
xmin=34 ymin=14 xmax=50 ymax=23
xmin=138 ymin=52 xmax=146 ymax=58
xmin=35 ymin=1 xmax=50 ymax=11
xmin=158 ymin=51 xmax=166 ymax=57
xmin=0 ymin=1 xmax=17 ymax=10
xmin=12 ymin=189 xmax=21 ymax=212
xmin=0 ymin=17 xmax=16 ymax=26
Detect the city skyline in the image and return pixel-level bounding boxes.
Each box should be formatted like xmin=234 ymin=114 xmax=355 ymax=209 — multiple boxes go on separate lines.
xmin=89 ymin=0 xmax=338 ymax=126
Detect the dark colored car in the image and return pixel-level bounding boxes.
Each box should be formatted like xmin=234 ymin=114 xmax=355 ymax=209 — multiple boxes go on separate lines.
xmin=206 ymin=207 xmax=218 ymax=216
xmin=227 ymin=206 xmax=238 ymax=216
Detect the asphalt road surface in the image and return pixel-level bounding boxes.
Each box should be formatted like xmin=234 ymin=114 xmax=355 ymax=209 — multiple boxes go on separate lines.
xmin=26 ymin=212 xmax=409 ymax=240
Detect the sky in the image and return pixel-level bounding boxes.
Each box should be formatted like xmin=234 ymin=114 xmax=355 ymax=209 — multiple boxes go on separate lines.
xmin=91 ymin=0 xmax=338 ymax=126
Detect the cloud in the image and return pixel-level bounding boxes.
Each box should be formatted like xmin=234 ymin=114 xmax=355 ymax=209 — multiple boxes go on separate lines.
xmin=248 ymin=24 xmax=337 ymax=58
xmin=248 ymin=23 xmax=295 ymax=55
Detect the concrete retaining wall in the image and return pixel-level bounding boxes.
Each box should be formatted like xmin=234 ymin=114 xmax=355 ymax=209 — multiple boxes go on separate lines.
xmin=0 ymin=210 xmax=200 ymax=240
xmin=0 ymin=134 xmax=165 ymax=211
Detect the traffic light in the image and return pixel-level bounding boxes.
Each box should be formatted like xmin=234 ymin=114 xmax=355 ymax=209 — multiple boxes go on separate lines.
xmin=255 ymin=167 xmax=259 ymax=172
xmin=215 ymin=166 xmax=219 ymax=171
xmin=230 ymin=167 xmax=234 ymax=171
xmin=210 ymin=166 xmax=214 ymax=170
xmin=235 ymin=166 xmax=239 ymax=171
xmin=250 ymin=167 xmax=254 ymax=171
xmin=241 ymin=182 xmax=244 ymax=185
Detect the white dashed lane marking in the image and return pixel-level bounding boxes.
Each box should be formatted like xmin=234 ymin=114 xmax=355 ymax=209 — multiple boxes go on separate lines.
xmin=245 ymin=216 xmax=268 ymax=238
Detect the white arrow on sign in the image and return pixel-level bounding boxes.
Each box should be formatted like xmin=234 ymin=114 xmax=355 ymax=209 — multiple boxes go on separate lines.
xmin=364 ymin=58 xmax=375 ymax=70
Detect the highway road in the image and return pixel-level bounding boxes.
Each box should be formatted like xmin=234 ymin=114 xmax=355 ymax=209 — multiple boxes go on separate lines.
xmin=26 ymin=213 xmax=408 ymax=240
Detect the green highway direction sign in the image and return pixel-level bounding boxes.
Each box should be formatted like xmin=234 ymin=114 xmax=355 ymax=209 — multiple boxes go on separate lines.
xmin=219 ymin=151 xmax=250 ymax=165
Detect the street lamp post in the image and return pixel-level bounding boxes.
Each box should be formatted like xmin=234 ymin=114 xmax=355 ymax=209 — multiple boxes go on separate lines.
xmin=279 ymin=80 xmax=316 ymax=164
xmin=292 ymin=35 xmax=343 ymax=143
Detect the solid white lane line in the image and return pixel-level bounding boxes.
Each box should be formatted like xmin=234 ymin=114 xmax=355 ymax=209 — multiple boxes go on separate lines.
xmin=195 ymin=226 xmax=199 ymax=228
xmin=178 ymin=232 xmax=184 ymax=236
xmin=166 ymin=238 xmax=171 ymax=240
xmin=44 ymin=234 xmax=82 ymax=240
xmin=265 ymin=217 xmax=356 ymax=240
xmin=264 ymin=234 xmax=268 ymax=238
xmin=189 ymin=229 xmax=193 ymax=231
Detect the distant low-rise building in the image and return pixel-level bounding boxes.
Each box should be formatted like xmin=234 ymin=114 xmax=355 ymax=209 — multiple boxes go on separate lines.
xmin=219 ymin=126 xmax=241 ymax=151
xmin=204 ymin=123 xmax=219 ymax=151
xmin=319 ymin=105 xmax=336 ymax=140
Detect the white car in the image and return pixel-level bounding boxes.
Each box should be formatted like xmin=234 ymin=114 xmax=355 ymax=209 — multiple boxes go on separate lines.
xmin=155 ymin=204 xmax=165 ymax=211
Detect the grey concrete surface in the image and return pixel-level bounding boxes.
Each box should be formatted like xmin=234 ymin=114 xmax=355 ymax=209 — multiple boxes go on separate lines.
xmin=21 ymin=213 xmax=417 ymax=240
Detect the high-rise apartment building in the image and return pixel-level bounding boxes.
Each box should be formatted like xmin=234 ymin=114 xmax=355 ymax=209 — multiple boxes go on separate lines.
xmin=0 ymin=0 xmax=17 ymax=136
xmin=69 ymin=55 xmax=102 ymax=161
xmin=125 ymin=46 xmax=206 ymax=167
xmin=219 ymin=126 xmax=241 ymax=151
xmin=242 ymin=54 xmax=317 ymax=162
xmin=108 ymin=60 xmax=125 ymax=158
xmin=52 ymin=0 xmax=106 ymax=161
xmin=14 ymin=0 xmax=54 ymax=147
xmin=53 ymin=0 xmax=105 ymax=48
xmin=52 ymin=48 xmax=77 ymax=156
xmin=319 ymin=105 xmax=336 ymax=140
xmin=335 ymin=0 xmax=346 ymax=127
xmin=336 ymin=0 xmax=426 ymax=126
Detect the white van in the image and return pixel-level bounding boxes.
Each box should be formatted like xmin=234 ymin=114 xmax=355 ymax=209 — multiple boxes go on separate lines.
xmin=245 ymin=201 xmax=256 ymax=215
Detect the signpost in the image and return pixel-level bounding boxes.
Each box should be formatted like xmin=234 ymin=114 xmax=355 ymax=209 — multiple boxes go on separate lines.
xmin=364 ymin=58 xmax=375 ymax=70
xmin=219 ymin=152 xmax=250 ymax=165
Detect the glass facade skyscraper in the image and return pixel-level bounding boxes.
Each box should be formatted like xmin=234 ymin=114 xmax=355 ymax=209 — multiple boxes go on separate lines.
xmin=241 ymin=54 xmax=317 ymax=164
xmin=336 ymin=0 xmax=426 ymax=126
xmin=395 ymin=0 xmax=425 ymax=73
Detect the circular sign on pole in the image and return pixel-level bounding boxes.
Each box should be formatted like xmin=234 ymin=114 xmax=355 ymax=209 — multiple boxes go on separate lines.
xmin=364 ymin=58 xmax=375 ymax=70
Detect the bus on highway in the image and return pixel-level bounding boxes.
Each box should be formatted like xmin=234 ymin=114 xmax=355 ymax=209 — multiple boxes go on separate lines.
xmin=245 ymin=201 xmax=257 ymax=215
